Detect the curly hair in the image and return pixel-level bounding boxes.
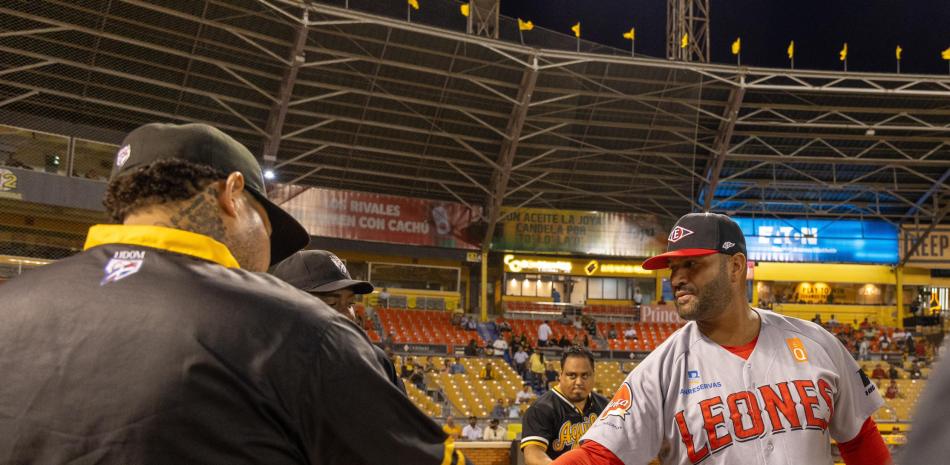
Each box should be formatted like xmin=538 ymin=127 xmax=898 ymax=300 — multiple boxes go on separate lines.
xmin=103 ymin=158 xmax=228 ymax=223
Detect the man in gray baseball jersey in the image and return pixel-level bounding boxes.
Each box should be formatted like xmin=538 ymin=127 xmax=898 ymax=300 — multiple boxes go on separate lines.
xmin=552 ymin=213 xmax=890 ymax=465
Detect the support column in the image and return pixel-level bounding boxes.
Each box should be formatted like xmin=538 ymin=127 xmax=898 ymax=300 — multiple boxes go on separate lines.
xmin=478 ymin=56 xmax=539 ymax=321
xmin=896 ymin=266 xmax=904 ymax=328
xmin=261 ymin=9 xmax=309 ymax=168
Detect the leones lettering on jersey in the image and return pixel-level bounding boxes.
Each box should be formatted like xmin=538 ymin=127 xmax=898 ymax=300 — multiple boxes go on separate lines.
xmin=668 ymin=226 xmax=694 ymax=243
xmin=101 ymin=250 xmax=146 ymax=285
xmin=601 ymin=383 xmax=633 ymax=420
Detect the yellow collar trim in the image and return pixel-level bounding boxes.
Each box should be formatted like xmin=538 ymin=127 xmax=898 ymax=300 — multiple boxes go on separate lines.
xmin=84 ymin=224 xmax=241 ymax=269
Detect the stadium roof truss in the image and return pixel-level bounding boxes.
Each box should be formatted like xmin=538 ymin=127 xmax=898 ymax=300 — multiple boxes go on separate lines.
xmin=1 ymin=0 xmax=948 ymax=243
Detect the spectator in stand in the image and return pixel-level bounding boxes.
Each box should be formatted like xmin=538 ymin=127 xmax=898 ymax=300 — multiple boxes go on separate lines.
xmin=910 ymin=362 xmax=923 ymax=380
xmin=507 ymin=398 xmax=521 ymax=418
xmin=573 ymin=316 xmax=583 ymax=331
xmin=859 ymin=337 xmax=870 ymax=361
xmin=529 ymin=350 xmax=545 ymax=386
xmin=409 ymin=370 xmax=425 ymax=391
xmin=633 ymin=286 xmax=643 ymax=306
xmin=828 ymin=314 xmax=839 ymax=326
xmin=459 ymin=315 xmax=470 ymax=329
xmin=483 ymin=418 xmax=506 ymax=441
xmin=544 ymin=360 xmax=559 ymax=388
xmin=464 ymin=339 xmax=479 ymax=356
xmin=607 ymin=324 xmax=618 ymax=340
xmin=382 ymin=330 xmax=396 ymax=350
xmin=518 ymin=333 xmax=529 ymax=349
xmin=583 ymin=315 xmax=597 ymax=337
xmin=461 ymin=416 xmax=482 ymax=441
xmin=442 ymin=416 xmax=461 ymax=444
xmin=623 ymin=326 xmax=638 ymax=340
xmin=450 ymin=312 xmax=462 ymax=326
xmin=498 ymin=319 xmax=512 ymax=333
xmin=871 ymin=363 xmax=887 ymax=380
xmin=516 ymin=384 xmax=536 ymax=405
xmin=880 ymin=333 xmax=891 ymax=351
xmin=916 ymin=340 xmax=928 ymax=360
xmin=449 ymin=357 xmax=466 ymax=374
xmin=906 ymin=335 xmax=916 ymax=355
xmin=513 ymin=346 xmax=529 ymax=376
xmin=492 ymin=337 xmax=509 ymax=359
xmin=558 ymin=334 xmax=571 ymax=348
xmin=811 ymin=313 xmax=822 ymax=325
xmin=491 ymin=398 xmax=506 ymax=420
xmin=424 ymin=356 xmax=438 ymax=373
xmin=885 ymin=380 xmax=902 ymax=399
xmin=480 ymin=361 xmax=495 ymax=380
xmin=378 ymin=287 xmax=390 ymax=308
xmin=888 ymin=364 xmax=900 ymax=380
xmin=537 ymin=320 xmax=552 ymax=347
xmin=401 ymin=356 xmax=417 ymax=379
xmin=464 ymin=316 xmax=477 ymax=331
xmin=860 ymin=317 xmax=871 ymax=330
xmin=551 ymin=287 xmax=561 ymax=303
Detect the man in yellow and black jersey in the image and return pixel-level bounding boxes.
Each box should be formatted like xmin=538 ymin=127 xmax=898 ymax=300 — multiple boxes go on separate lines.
xmin=521 ymin=346 xmax=609 ymax=465
xmin=0 ymin=123 xmax=468 ymax=465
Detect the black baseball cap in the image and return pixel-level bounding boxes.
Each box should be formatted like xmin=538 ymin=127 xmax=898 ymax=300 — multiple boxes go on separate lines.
xmin=111 ymin=123 xmax=310 ymax=266
xmin=641 ymin=212 xmax=746 ymax=270
xmin=269 ymin=250 xmax=374 ymax=294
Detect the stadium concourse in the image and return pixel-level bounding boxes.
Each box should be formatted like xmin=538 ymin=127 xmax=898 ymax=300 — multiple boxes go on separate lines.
xmin=1 ymin=0 xmax=949 ymax=464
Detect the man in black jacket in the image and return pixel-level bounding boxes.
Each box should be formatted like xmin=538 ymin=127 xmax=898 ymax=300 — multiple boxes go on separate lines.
xmin=0 ymin=123 xmax=466 ymax=465
xmin=270 ymin=249 xmax=404 ymax=392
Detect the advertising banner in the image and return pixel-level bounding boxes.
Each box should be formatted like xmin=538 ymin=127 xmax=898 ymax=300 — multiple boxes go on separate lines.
xmin=900 ymin=226 xmax=950 ymax=269
xmin=277 ymin=185 xmax=483 ymax=249
xmin=639 ymin=303 xmax=686 ymax=324
xmin=494 ymin=207 xmax=667 ymax=257
xmin=733 ymin=217 xmax=898 ymax=264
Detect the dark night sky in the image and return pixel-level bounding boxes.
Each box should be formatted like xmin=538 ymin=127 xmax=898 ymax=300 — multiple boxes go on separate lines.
xmin=499 ymin=0 xmax=950 ymax=75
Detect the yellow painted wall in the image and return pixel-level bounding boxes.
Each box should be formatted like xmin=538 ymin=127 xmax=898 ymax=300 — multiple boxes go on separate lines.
xmin=754 ymin=262 xmax=896 ymax=284
xmin=771 ymin=303 xmax=896 ymax=327
xmin=902 ymin=267 xmax=934 ymax=286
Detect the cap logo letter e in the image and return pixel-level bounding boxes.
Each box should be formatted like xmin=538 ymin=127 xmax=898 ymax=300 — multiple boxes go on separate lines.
xmin=668 ymin=226 xmax=694 ymax=243
xmin=116 ymin=145 xmax=131 ymax=167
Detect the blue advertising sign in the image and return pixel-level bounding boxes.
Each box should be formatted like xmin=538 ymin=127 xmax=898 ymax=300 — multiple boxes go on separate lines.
xmin=732 ymin=217 xmax=898 ymax=264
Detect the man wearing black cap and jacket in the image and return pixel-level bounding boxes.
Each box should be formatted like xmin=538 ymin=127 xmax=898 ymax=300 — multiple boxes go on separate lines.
xmin=0 ymin=123 xmax=467 ymax=465
xmin=551 ymin=212 xmax=889 ymax=465
xmin=270 ymin=249 xmax=404 ymax=392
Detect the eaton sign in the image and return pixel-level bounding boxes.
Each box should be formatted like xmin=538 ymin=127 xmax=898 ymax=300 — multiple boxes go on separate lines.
xmin=732 ymin=218 xmax=898 ymax=264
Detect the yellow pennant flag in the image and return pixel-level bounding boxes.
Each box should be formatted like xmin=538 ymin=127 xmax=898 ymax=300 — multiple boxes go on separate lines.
xmin=623 ymin=28 xmax=635 ymax=40
xmin=408 ymin=0 xmax=419 ymax=10
xmin=460 ymin=3 xmax=469 ymax=17
xmin=681 ymin=33 xmax=688 ymax=49
xmin=787 ymin=40 xmax=795 ymax=59
xmin=896 ymin=45 xmax=902 ymax=60
xmin=942 ymin=47 xmax=950 ymax=60
xmin=731 ymin=38 xmax=741 ymax=55
xmin=839 ymin=43 xmax=848 ymax=61
xmin=517 ymin=18 xmax=534 ymax=31
xmin=571 ymin=22 xmax=581 ymax=38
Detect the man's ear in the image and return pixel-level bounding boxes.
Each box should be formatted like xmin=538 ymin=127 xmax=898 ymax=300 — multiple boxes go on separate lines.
xmin=217 ymin=172 xmax=245 ymax=218
xmin=731 ymin=253 xmax=747 ymax=283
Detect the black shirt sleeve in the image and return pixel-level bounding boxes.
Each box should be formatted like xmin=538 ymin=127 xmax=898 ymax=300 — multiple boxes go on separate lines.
xmin=521 ymin=398 xmax=557 ymax=452
xmin=313 ymin=320 xmax=469 ymax=465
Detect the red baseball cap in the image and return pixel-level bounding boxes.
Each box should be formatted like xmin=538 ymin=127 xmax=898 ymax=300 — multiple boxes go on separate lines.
xmin=642 ymin=213 xmax=746 ymax=270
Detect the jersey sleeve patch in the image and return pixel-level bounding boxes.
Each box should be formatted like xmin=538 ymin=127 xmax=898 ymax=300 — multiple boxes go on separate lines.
xmin=600 ymin=382 xmax=633 ymax=420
